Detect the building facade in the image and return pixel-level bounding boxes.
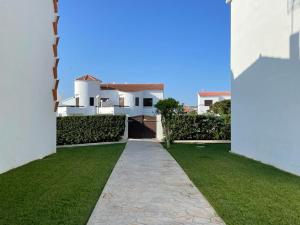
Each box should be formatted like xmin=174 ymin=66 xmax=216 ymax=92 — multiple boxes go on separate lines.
xmin=198 ymin=91 xmax=231 ymax=114
xmin=0 ymin=0 xmax=59 ymax=173
xmin=58 ymin=75 xmax=164 ymax=117
xmin=228 ymin=0 xmax=300 ymax=175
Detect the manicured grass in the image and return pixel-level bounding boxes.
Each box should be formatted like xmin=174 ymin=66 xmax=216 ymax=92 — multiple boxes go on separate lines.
xmin=0 ymin=144 xmax=125 ymax=225
xmin=168 ymin=144 xmax=300 ymax=225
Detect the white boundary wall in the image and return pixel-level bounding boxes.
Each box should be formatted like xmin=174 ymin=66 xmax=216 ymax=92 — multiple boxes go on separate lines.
xmin=0 ymin=0 xmax=57 ymax=173
xmin=156 ymin=115 xmax=164 ymax=141
xmin=229 ymin=0 xmax=300 ymax=175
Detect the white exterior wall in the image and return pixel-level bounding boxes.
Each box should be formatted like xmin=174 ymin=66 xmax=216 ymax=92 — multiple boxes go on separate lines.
xmin=75 ymin=80 xmax=101 ymax=107
xmin=231 ymin=0 xmax=300 ymax=78
xmin=123 ymin=116 xmax=129 ymax=140
xmin=198 ymin=95 xmax=231 ymax=114
xmin=61 ymin=97 xmax=76 ymax=106
xmin=142 ymin=90 xmax=163 ymax=116
xmin=60 ymin=84 xmax=164 ymax=117
xmin=156 ymin=115 xmax=164 ymax=141
xmin=99 ymin=90 xmax=163 ymax=107
xmin=230 ymin=0 xmax=300 ymax=175
xmin=99 ymin=90 xmax=120 ymax=106
xmin=0 ymin=0 xmax=57 ymax=173
xmin=58 ymin=106 xmax=97 ymax=117
xmin=118 ymin=92 xmax=135 ymax=107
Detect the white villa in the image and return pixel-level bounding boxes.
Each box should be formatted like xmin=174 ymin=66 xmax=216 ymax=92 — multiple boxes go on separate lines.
xmin=58 ymin=75 xmax=164 ymax=117
xmin=0 ymin=0 xmax=59 ymax=173
xmin=198 ymin=91 xmax=231 ymax=114
xmin=228 ymin=0 xmax=300 ymax=175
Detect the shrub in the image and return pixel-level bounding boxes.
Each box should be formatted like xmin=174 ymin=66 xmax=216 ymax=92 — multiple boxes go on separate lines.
xmin=209 ymin=99 xmax=231 ymax=115
xmin=57 ymin=115 xmax=126 ymax=145
xmin=155 ymin=98 xmax=183 ymax=148
xmin=170 ymin=114 xmax=231 ymax=140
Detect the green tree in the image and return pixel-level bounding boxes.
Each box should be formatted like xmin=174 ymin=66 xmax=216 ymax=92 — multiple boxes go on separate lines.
xmin=209 ymin=100 xmax=231 ymax=135
xmin=155 ymin=98 xmax=183 ymax=148
xmin=209 ymin=100 xmax=231 ymax=116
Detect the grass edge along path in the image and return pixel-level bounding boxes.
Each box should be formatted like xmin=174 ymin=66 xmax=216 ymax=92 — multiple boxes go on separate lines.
xmin=0 ymin=144 xmax=125 ymax=225
xmin=168 ymin=143 xmax=300 ymax=225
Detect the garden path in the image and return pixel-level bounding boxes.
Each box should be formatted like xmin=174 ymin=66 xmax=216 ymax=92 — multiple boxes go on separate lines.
xmin=87 ymin=139 xmax=225 ymax=225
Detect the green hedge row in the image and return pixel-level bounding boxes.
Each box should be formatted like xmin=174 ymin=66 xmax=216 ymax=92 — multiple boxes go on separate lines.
xmin=170 ymin=115 xmax=231 ymax=141
xmin=57 ymin=115 xmax=126 ymax=145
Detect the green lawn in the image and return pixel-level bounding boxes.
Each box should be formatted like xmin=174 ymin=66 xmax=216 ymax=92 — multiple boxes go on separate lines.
xmin=0 ymin=144 xmax=125 ymax=225
xmin=168 ymin=144 xmax=300 ymax=225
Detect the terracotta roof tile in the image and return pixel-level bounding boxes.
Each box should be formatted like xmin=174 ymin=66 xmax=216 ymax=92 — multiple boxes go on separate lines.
xmin=199 ymin=91 xmax=231 ymax=97
xmin=100 ymin=83 xmax=164 ymax=92
xmin=76 ymin=75 xmax=101 ymax=82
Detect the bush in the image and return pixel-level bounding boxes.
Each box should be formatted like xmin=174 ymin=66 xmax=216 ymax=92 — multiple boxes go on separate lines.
xmin=170 ymin=114 xmax=231 ymax=141
xmin=57 ymin=115 xmax=126 ymax=145
xmin=209 ymin=99 xmax=231 ymax=115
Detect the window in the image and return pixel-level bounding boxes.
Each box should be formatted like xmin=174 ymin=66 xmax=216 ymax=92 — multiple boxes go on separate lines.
xmin=89 ymin=97 xmax=95 ymax=106
xmin=204 ymin=100 xmax=213 ymax=107
xmin=135 ymin=97 xmax=140 ymax=106
xmin=76 ymin=97 xmax=80 ymax=107
xmin=100 ymin=98 xmax=109 ymax=102
xmin=100 ymin=98 xmax=109 ymax=107
xmin=143 ymin=98 xmax=153 ymax=107
xmin=119 ymin=97 xmax=125 ymax=107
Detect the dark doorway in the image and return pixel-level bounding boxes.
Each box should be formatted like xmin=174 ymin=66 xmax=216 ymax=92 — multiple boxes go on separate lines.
xmin=89 ymin=97 xmax=94 ymax=106
xmin=75 ymin=97 xmax=80 ymax=107
xmin=128 ymin=116 xmax=156 ymax=139
xmin=119 ymin=97 xmax=125 ymax=107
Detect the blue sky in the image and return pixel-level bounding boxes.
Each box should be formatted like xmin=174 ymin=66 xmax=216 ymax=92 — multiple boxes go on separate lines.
xmin=58 ymin=0 xmax=230 ymax=105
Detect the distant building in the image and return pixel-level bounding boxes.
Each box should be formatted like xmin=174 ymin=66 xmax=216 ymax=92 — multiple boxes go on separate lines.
xmin=228 ymin=0 xmax=300 ymax=175
xmin=58 ymin=75 xmax=164 ymax=117
xmin=183 ymin=105 xmax=198 ymax=114
xmin=197 ymin=91 xmax=231 ymax=114
xmin=0 ymin=0 xmax=59 ymax=173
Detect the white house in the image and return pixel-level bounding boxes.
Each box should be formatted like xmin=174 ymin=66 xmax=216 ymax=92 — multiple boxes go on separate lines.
xmin=58 ymin=75 xmax=164 ymax=117
xmin=198 ymin=91 xmax=231 ymax=114
xmin=228 ymin=0 xmax=300 ymax=175
xmin=0 ymin=0 xmax=59 ymax=173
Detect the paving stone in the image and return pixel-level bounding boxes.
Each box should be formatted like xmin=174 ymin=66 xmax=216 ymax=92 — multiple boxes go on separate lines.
xmin=87 ymin=139 xmax=225 ymax=225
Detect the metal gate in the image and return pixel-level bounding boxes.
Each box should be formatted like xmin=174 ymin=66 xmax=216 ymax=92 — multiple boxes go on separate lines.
xmin=128 ymin=116 xmax=156 ymax=139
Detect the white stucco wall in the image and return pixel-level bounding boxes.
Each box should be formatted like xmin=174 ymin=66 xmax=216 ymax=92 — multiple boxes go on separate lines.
xmin=58 ymin=106 xmax=97 ymax=117
xmin=198 ymin=95 xmax=231 ymax=114
xmin=0 ymin=0 xmax=57 ymax=173
xmin=156 ymin=115 xmax=164 ymax=141
xmin=123 ymin=116 xmax=129 ymax=140
xmin=230 ymin=0 xmax=300 ymax=175
xmin=61 ymin=80 xmax=164 ymax=117
xmin=75 ymin=80 xmax=101 ymax=107
xmin=61 ymin=97 xmax=76 ymax=106
xmin=231 ymin=0 xmax=300 ymax=78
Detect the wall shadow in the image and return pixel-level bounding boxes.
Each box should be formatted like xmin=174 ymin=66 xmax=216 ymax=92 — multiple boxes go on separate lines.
xmin=231 ymin=32 xmax=300 ymax=175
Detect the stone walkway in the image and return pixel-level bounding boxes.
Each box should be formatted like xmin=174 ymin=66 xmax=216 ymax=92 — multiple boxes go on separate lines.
xmin=87 ymin=139 xmax=225 ymax=225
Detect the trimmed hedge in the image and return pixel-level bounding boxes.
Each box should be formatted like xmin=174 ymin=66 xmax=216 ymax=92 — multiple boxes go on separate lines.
xmin=170 ymin=114 xmax=231 ymax=141
xmin=57 ymin=115 xmax=126 ymax=145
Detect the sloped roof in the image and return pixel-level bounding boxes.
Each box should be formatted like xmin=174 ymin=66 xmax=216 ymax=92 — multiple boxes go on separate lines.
xmin=76 ymin=75 xmax=101 ymax=82
xmin=100 ymin=83 xmax=164 ymax=92
xmin=199 ymin=91 xmax=231 ymax=97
